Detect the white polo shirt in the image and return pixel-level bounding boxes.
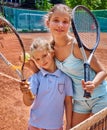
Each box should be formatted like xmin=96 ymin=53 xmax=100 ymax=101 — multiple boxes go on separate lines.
xmin=28 ymin=68 xmax=73 ymax=129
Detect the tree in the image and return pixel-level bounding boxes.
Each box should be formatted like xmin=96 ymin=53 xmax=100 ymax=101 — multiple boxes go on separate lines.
xmin=21 ymin=0 xmax=35 ymax=8
xmin=50 ymin=0 xmax=65 ymax=4
xmin=65 ymin=0 xmax=107 ymax=10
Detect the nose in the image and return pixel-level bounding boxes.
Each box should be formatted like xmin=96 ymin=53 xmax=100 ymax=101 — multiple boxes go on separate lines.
xmin=58 ymin=22 xmax=63 ymax=27
xmin=40 ymin=58 xmax=45 ymax=65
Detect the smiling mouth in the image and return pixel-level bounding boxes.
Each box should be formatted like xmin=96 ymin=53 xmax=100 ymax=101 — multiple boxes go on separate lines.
xmin=56 ymin=29 xmax=64 ymax=32
xmin=42 ymin=62 xmax=48 ymax=67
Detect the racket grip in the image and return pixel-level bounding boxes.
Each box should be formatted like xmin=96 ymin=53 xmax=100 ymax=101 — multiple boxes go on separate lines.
xmin=83 ymin=63 xmax=91 ymax=98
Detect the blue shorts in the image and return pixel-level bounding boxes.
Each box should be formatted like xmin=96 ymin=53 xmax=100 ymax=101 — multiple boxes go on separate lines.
xmin=73 ymin=94 xmax=107 ymax=114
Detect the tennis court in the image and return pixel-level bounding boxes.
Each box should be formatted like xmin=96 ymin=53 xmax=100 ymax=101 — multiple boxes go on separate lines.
xmin=0 ymin=32 xmax=107 ymax=130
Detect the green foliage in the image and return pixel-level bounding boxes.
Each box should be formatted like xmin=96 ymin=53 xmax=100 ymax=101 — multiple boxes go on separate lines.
xmin=50 ymin=0 xmax=65 ymax=4
xmin=65 ymin=0 xmax=107 ymax=10
xmin=1 ymin=0 xmax=107 ymax=10
xmin=35 ymin=0 xmax=52 ymax=10
xmin=21 ymin=0 xmax=107 ymax=11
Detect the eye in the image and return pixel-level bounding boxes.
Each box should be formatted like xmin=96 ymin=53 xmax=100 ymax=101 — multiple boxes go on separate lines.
xmin=42 ymin=54 xmax=48 ymax=58
xmin=35 ymin=58 xmax=40 ymax=62
xmin=63 ymin=20 xmax=69 ymax=24
xmin=53 ymin=19 xmax=59 ymax=23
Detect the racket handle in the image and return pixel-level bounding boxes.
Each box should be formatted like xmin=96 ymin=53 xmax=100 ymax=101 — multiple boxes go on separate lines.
xmin=83 ymin=63 xmax=91 ymax=98
xmin=84 ymin=90 xmax=91 ymax=98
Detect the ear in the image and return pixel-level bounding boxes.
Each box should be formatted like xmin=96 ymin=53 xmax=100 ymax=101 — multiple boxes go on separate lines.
xmin=51 ymin=51 xmax=55 ymax=58
xmin=46 ymin=20 xmax=49 ymax=27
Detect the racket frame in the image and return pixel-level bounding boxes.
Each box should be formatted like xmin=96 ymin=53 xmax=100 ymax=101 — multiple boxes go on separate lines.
xmin=0 ymin=16 xmax=34 ymax=99
xmin=71 ymin=5 xmax=100 ymax=98
xmin=0 ymin=16 xmax=26 ymax=80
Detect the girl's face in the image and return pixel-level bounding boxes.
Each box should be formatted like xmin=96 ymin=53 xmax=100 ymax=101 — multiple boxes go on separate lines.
xmin=32 ymin=49 xmax=55 ymax=72
xmin=47 ymin=10 xmax=71 ymax=37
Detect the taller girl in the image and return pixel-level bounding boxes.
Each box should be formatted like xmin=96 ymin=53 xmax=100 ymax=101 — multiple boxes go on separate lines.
xmin=45 ymin=4 xmax=107 ymax=127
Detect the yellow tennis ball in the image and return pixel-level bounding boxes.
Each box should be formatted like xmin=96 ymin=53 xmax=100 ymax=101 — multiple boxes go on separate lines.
xmin=25 ymin=52 xmax=31 ymax=63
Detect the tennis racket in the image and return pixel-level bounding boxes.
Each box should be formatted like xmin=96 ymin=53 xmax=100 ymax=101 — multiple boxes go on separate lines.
xmin=0 ymin=16 xmax=34 ymax=99
xmin=71 ymin=5 xmax=100 ymax=98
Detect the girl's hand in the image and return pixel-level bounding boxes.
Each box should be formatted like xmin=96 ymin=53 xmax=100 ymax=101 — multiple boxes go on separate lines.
xmin=20 ymin=81 xmax=35 ymax=99
xmin=19 ymin=53 xmax=39 ymax=73
xmin=25 ymin=58 xmax=39 ymax=73
xmin=20 ymin=81 xmax=30 ymax=94
xmin=20 ymin=81 xmax=34 ymax=105
xmin=81 ymin=79 xmax=95 ymax=93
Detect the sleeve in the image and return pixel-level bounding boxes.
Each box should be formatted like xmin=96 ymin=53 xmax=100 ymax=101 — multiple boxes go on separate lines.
xmin=28 ymin=73 xmax=40 ymax=96
xmin=65 ymin=75 xmax=73 ymax=97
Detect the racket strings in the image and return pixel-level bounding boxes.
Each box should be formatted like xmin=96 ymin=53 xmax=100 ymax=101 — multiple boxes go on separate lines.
xmin=74 ymin=8 xmax=97 ymax=50
xmin=0 ymin=17 xmax=33 ymax=81
xmin=0 ymin=19 xmax=25 ymax=79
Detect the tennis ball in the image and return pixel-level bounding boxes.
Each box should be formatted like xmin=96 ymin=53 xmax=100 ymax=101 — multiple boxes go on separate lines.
xmin=25 ymin=52 xmax=31 ymax=62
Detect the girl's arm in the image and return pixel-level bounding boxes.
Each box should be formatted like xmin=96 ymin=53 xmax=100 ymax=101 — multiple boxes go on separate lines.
xmin=82 ymin=55 xmax=107 ymax=93
xmin=20 ymin=82 xmax=35 ymax=106
xmin=64 ymin=96 xmax=72 ymax=130
xmin=74 ymin=44 xmax=107 ymax=92
xmin=25 ymin=58 xmax=39 ymax=73
xmin=90 ymin=55 xmax=107 ymax=86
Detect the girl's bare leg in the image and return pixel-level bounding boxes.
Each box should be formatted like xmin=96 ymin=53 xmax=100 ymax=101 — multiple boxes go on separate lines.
xmin=72 ymin=111 xmax=90 ymax=127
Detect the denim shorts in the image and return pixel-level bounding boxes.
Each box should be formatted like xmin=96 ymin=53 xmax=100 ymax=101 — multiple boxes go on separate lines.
xmin=73 ymin=94 xmax=107 ymax=114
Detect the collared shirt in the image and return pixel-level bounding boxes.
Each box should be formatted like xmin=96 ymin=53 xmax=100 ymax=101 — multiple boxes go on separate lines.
xmin=28 ymin=68 xmax=73 ymax=129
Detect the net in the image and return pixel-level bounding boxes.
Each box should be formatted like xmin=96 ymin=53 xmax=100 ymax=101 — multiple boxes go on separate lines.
xmin=3 ymin=6 xmax=48 ymax=32
xmin=2 ymin=6 xmax=107 ymax=32
xmin=70 ymin=107 xmax=107 ymax=130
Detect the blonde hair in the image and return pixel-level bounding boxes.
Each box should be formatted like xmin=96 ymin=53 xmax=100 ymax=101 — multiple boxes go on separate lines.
xmin=45 ymin=4 xmax=72 ymax=21
xmin=30 ymin=38 xmax=54 ymax=55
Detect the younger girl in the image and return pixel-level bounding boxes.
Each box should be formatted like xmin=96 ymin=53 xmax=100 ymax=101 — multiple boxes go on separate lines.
xmin=20 ymin=38 xmax=73 ymax=130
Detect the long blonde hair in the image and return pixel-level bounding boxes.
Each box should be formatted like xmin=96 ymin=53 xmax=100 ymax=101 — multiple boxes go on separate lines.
xmin=45 ymin=4 xmax=72 ymax=21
